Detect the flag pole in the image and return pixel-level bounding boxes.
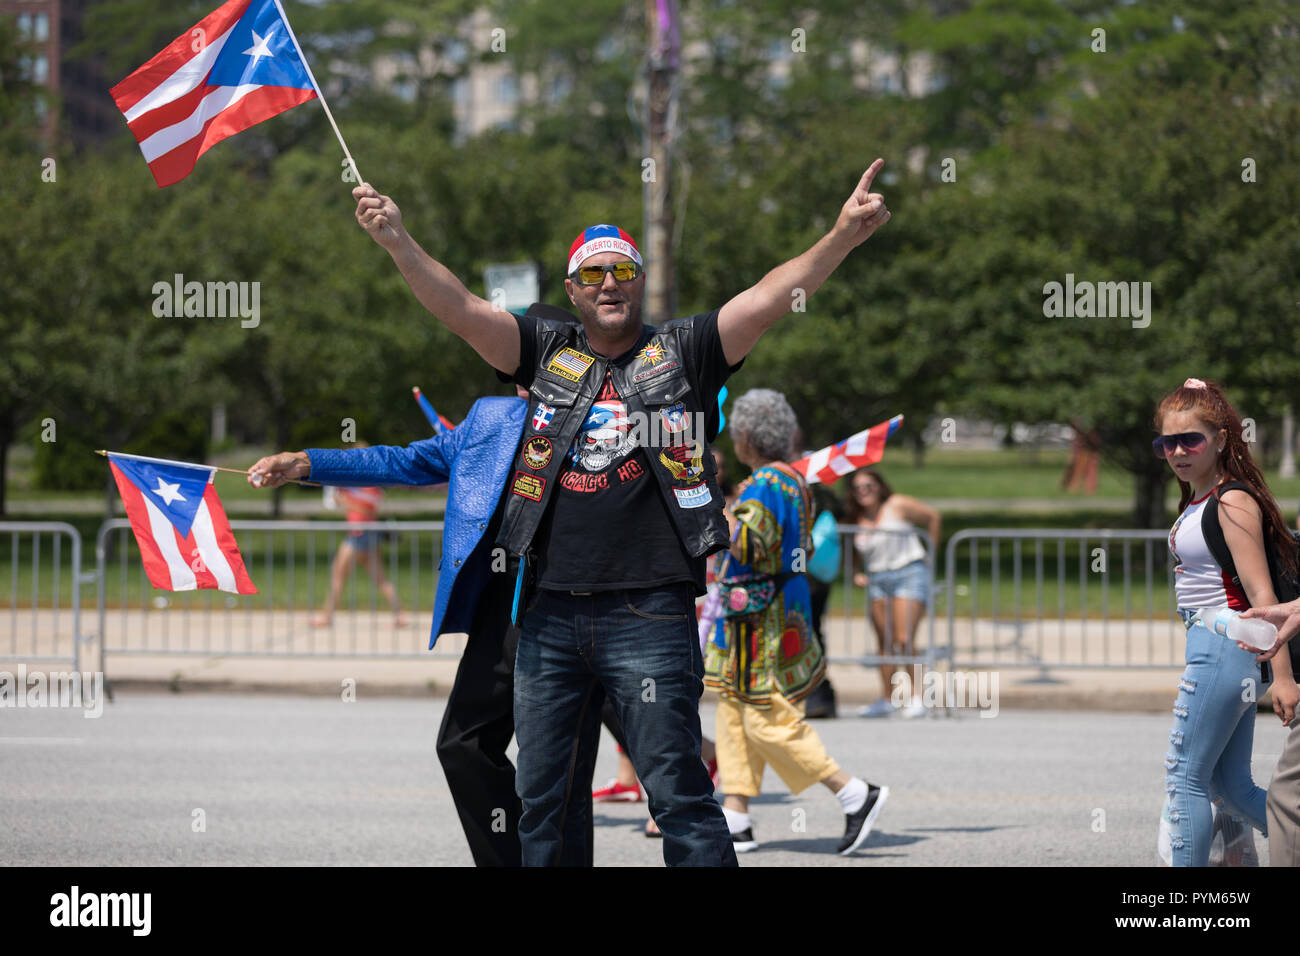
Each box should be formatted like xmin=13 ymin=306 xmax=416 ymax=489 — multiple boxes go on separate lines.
xmin=95 ymin=450 xmax=320 ymax=487
xmin=272 ymin=0 xmax=362 ymax=186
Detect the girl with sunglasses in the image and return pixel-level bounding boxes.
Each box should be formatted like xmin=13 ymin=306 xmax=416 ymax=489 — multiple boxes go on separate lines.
xmin=1156 ymin=377 xmax=1298 ymax=865
xmin=846 ymin=469 xmax=942 ymax=718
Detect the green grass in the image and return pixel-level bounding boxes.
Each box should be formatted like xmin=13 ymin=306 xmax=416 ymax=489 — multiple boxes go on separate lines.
xmin=832 ymin=446 xmax=1300 ymax=503
xmin=12 ymin=445 xmax=1300 ymax=512
xmin=874 ymin=447 xmax=1132 ymax=500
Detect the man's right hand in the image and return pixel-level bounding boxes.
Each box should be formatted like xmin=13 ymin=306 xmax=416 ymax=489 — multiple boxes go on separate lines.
xmin=1240 ymin=598 xmax=1300 ymax=660
xmin=353 ymin=183 xmax=405 ymax=251
xmin=248 ymin=452 xmax=311 ymax=489
xmin=348 ymin=182 xmax=522 ymax=375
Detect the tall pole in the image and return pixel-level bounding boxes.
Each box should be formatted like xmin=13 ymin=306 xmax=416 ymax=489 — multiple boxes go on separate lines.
xmin=644 ymin=0 xmax=680 ymax=324
xmin=1282 ymin=405 xmax=1296 ymax=479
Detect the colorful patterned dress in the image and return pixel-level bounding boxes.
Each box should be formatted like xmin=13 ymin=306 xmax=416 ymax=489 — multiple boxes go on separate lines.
xmin=703 ymin=462 xmax=826 ymax=708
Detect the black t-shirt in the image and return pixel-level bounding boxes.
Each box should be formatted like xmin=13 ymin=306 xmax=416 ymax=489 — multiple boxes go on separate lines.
xmin=510 ymin=309 xmax=739 ymax=592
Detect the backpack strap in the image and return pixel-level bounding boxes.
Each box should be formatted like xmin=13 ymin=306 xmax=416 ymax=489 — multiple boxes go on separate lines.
xmin=1199 ymin=481 xmax=1252 ymax=586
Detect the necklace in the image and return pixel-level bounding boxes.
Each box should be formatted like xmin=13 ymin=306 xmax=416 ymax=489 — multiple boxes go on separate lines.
xmin=1195 ymin=472 xmax=1225 ymax=499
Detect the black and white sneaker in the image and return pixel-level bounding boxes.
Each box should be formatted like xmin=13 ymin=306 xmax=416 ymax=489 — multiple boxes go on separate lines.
xmin=731 ymin=827 xmax=758 ymax=853
xmin=837 ymin=784 xmax=888 ymax=855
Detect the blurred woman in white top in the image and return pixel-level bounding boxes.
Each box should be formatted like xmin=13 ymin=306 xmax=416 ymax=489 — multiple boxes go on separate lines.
xmin=846 ymin=468 xmax=941 ymax=718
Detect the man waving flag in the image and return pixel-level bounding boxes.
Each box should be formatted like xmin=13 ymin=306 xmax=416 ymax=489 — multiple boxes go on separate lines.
xmin=111 ymin=0 xmax=324 ymax=187
xmin=107 ymin=452 xmax=257 ymax=594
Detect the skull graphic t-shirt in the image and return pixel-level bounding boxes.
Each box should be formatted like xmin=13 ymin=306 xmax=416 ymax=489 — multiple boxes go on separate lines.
xmin=535 ymin=368 xmax=697 ymax=590
xmin=507 ymin=308 xmax=740 ymax=592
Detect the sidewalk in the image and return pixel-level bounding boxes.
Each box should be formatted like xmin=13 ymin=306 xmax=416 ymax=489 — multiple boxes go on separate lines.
xmin=10 ymin=607 xmax=1192 ymax=711
xmin=91 ymin=652 xmax=1185 ymax=713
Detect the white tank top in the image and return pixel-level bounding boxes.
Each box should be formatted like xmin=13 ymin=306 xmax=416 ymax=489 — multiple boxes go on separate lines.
xmin=1168 ymin=490 xmax=1247 ymax=612
xmin=854 ymin=507 xmax=927 ymax=573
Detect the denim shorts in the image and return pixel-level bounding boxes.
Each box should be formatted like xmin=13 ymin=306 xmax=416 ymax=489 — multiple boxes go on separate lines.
xmin=346 ymin=530 xmax=382 ymax=552
xmin=867 ymin=559 xmax=930 ymax=603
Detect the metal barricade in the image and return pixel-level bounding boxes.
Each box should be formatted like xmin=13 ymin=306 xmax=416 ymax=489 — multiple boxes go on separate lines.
xmin=0 ymin=521 xmax=93 ymax=673
xmin=41 ymin=519 xmax=1187 ymax=680
xmin=821 ymin=525 xmax=938 ymax=669
xmin=944 ymin=528 xmax=1180 ymax=671
xmin=96 ymin=519 xmax=453 ymax=668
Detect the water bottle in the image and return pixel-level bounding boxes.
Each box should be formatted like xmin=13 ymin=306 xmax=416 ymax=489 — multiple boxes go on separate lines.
xmin=1199 ymin=608 xmax=1278 ymax=651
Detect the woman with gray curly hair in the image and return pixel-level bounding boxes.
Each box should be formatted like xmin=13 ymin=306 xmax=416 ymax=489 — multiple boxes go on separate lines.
xmin=704 ymin=388 xmax=888 ymax=855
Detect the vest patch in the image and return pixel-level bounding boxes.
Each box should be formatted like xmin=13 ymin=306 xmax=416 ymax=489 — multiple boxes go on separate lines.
xmin=659 ymin=402 xmax=689 ymax=433
xmin=511 ymin=471 xmax=546 ymax=501
xmin=632 ymin=360 xmax=679 ymax=384
xmin=546 ymin=348 xmax=596 ymax=382
xmin=522 ymin=436 xmax=553 ymax=470
xmin=533 ymin=403 xmax=555 ymax=430
xmin=659 ymin=443 xmax=705 ymax=483
xmin=637 ymin=341 xmax=669 ymax=368
xmin=674 ymin=482 xmax=712 ymax=509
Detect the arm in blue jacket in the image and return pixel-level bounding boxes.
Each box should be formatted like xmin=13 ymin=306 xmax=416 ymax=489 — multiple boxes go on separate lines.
xmin=306 ymin=427 xmax=466 ymax=487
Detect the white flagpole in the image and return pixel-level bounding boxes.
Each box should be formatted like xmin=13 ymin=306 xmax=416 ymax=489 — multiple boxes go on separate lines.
xmin=95 ymin=450 xmax=320 ymax=486
xmin=97 ymin=450 xmax=216 ymax=472
xmin=272 ymin=0 xmax=362 ymax=186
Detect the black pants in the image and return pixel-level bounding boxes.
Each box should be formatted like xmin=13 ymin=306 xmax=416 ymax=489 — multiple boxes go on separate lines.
xmin=434 ymin=567 xmax=600 ymax=866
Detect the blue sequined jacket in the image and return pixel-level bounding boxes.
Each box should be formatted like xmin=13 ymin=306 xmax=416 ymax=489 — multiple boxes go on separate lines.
xmin=306 ymin=396 xmax=526 ymax=648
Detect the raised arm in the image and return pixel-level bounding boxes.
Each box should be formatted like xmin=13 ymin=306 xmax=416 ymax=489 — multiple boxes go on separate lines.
xmin=892 ymin=494 xmax=942 ymax=554
xmin=716 ymin=159 xmax=891 ymax=366
xmin=353 ymin=184 xmax=521 ymax=375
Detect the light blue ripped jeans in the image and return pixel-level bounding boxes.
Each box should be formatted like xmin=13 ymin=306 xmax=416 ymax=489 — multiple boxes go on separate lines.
xmin=1164 ymin=610 xmax=1271 ymax=866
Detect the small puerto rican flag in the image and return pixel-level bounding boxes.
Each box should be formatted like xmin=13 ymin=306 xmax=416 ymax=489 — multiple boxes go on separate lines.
xmin=107 ymin=452 xmax=257 ymax=594
xmin=790 ymin=415 xmax=903 ymax=486
xmin=533 ymin=403 xmax=556 ymax=431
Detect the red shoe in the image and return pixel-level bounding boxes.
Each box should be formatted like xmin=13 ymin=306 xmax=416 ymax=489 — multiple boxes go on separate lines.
xmin=592 ymin=779 xmax=642 ymax=802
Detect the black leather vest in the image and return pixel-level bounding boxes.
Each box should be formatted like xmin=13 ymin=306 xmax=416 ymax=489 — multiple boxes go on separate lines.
xmin=497 ymin=316 xmax=731 ymax=561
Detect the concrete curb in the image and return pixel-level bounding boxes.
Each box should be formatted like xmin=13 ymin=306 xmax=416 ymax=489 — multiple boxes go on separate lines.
xmin=96 ymin=671 xmax=1186 ymax=714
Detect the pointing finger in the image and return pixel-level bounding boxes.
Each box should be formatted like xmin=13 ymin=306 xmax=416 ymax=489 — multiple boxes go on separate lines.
xmin=855 ymin=158 xmax=884 ymax=202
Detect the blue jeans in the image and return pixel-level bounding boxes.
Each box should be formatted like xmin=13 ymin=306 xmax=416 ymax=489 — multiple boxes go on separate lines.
xmin=513 ymin=585 xmax=737 ymax=867
xmin=1165 ymin=615 xmax=1271 ymax=866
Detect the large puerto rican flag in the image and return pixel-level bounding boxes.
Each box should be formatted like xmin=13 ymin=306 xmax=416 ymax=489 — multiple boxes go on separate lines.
xmin=108 ymin=453 xmax=257 ymax=594
xmin=790 ymin=415 xmax=904 ymax=486
xmin=110 ymin=0 xmax=318 ymax=188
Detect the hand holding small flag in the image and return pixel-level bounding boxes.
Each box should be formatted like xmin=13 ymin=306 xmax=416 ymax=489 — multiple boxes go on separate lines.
xmin=246 ymin=451 xmax=312 ymax=488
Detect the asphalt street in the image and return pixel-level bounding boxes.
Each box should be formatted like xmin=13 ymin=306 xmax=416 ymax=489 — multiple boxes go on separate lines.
xmin=0 ymin=692 xmax=1285 ymax=866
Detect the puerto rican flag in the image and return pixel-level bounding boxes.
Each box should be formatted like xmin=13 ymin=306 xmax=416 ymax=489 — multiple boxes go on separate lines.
xmin=110 ymin=0 xmax=318 ymax=188
xmin=790 ymin=415 xmax=903 ymax=486
xmin=108 ymin=453 xmax=257 ymax=594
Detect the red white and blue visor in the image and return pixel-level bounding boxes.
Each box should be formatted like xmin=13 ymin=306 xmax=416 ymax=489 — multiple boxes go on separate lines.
xmin=567 ymin=224 xmax=643 ymax=276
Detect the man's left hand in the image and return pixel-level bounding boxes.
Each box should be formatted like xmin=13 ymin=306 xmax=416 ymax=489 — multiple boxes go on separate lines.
xmin=832 ymin=158 xmax=891 ymax=248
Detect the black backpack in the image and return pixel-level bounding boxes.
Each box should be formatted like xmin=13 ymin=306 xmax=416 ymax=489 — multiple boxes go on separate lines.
xmin=1200 ymin=480 xmax=1300 ymax=674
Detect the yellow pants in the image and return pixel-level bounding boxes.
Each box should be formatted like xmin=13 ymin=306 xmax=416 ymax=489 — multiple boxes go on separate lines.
xmin=715 ymin=690 xmax=840 ymax=797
